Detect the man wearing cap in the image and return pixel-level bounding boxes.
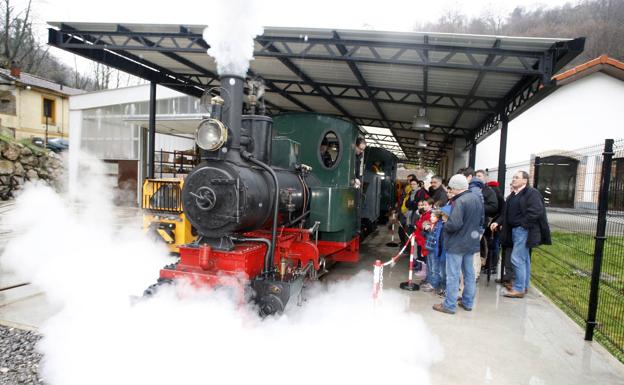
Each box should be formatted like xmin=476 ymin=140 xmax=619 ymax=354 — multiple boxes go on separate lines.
xmin=433 ymin=174 xmax=484 ymax=314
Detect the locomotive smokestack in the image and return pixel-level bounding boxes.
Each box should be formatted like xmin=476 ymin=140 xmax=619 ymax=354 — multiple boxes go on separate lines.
xmin=220 ymin=75 xmax=244 ymax=150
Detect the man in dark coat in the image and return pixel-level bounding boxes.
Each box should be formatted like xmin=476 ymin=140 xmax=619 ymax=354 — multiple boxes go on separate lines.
xmin=353 ymin=137 xmax=366 ymax=189
xmin=458 ymin=167 xmax=496 ymax=282
xmin=428 ymin=175 xmax=448 ymax=207
xmin=484 ymin=179 xmax=507 ymax=277
xmin=491 ymin=171 xmax=551 ymax=298
xmin=433 ymin=174 xmax=483 ymax=314
xmin=475 ymin=170 xmax=499 ymax=223
xmin=457 ymin=167 xmax=498 ymax=227
xmin=476 ymin=169 xmax=503 ymax=274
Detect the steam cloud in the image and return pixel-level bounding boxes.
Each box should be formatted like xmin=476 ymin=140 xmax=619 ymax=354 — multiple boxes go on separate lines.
xmin=2 ymin=162 xmax=442 ymax=385
xmin=202 ymin=0 xmax=264 ymax=76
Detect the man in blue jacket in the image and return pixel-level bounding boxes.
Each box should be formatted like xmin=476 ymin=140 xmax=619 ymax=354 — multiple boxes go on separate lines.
xmin=433 ymin=174 xmax=484 ymax=314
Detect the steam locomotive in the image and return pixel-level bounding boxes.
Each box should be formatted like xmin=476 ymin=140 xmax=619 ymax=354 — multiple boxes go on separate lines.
xmin=144 ymin=74 xmax=396 ymax=316
xmin=143 ymin=70 xmax=396 ymax=316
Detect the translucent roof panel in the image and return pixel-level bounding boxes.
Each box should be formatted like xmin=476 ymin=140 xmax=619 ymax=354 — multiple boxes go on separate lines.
xmin=361 ymin=126 xmax=406 ymax=160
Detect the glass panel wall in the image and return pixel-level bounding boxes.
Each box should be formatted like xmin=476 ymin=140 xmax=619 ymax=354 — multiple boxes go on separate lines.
xmin=80 ymin=95 xmax=200 ymax=160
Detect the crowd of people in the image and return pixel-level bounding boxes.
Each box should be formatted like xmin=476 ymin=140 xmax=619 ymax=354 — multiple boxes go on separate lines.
xmin=393 ymin=167 xmax=551 ymax=315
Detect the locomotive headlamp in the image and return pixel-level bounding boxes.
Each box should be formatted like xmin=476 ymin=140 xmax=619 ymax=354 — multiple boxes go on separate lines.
xmin=196 ymin=118 xmax=227 ymax=151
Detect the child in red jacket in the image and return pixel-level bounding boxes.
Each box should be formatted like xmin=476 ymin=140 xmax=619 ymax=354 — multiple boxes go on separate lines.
xmin=415 ymin=198 xmax=434 ymax=253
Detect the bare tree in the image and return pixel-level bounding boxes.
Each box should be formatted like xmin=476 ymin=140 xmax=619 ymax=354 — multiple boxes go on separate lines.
xmin=0 ymin=0 xmax=48 ymax=72
xmin=429 ymin=8 xmax=468 ymax=33
xmin=580 ymin=0 xmax=624 ymax=60
xmin=92 ymin=62 xmax=113 ymax=90
xmin=414 ymin=0 xmax=624 ymax=65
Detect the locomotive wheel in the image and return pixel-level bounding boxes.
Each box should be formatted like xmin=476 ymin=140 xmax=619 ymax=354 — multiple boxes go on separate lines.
xmin=258 ymin=294 xmax=285 ymax=317
xmin=143 ymin=278 xmax=174 ymax=297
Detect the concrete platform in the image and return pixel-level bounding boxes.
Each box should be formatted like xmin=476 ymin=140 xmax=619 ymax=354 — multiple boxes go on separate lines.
xmin=334 ymin=228 xmax=624 ymax=385
xmin=0 ymin=285 xmax=56 ymax=331
xmin=1 ymin=201 xmax=623 ymax=384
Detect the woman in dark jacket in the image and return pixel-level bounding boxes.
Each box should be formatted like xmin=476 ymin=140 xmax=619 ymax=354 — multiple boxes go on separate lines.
xmin=413 ymin=180 xmax=430 ymax=202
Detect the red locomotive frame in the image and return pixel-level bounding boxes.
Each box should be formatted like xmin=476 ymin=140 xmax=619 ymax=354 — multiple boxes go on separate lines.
xmin=159 ymin=227 xmax=359 ymax=287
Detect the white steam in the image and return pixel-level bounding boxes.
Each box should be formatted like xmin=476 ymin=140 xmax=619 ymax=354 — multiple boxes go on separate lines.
xmin=202 ymin=0 xmax=264 ymax=76
xmin=2 ymin=153 xmax=169 ymax=306
xmin=2 ymin=154 xmax=442 ymax=385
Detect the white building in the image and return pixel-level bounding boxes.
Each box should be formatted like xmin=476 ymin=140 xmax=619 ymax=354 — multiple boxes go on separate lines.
xmin=476 ymin=55 xmax=624 ymax=168
xmin=475 ymin=55 xmax=624 ymax=208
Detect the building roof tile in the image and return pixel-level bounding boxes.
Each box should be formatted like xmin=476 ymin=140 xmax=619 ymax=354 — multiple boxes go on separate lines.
xmin=0 ymin=68 xmax=85 ymax=96
xmin=553 ymin=55 xmax=624 ymax=83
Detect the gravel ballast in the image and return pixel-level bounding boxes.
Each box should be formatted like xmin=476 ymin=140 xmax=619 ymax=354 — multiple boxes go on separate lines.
xmin=0 ymin=325 xmax=42 ymax=384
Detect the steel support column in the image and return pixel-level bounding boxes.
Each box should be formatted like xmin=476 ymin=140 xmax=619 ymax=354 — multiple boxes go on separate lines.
xmin=585 ymin=139 xmax=615 ymax=341
xmin=469 ymin=142 xmax=477 ymax=169
xmin=533 ymin=156 xmax=541 ymax=188
xmin=148 ymin=81 xmax=157 ymax=179
xmin=497 ymin=116 xmax=508 ymax=189
xmin=496 ymin=115 xmax=509 ymax=282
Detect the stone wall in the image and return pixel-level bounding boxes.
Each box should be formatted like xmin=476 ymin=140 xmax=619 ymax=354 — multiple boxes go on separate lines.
xmin=0 ymin=139 xmax=63 ymax=200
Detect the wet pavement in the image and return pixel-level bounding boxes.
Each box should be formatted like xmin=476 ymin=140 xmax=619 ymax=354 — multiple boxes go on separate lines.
xmin=334 ymin=228 xmax=624 ymax=385
xmin=1 ymin=202 xmax=623 ymax=385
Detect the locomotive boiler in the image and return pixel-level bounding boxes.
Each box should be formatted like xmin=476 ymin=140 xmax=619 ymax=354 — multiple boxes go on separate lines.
xmin=182 ymin=75 xmax=314 ymax=251
xmin=147 ymin=75 xmax=362 ymax=316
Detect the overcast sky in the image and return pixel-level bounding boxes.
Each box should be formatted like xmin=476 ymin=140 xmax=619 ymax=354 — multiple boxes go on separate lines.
xmin=20 ymin=0 xmax=577 ymax=72
xmin=29 ymin=0 xmax=576 ymax=31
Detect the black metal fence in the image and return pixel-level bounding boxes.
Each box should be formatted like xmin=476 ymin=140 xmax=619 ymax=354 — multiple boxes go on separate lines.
xmin=525 ymin=139 xmax=624 ymax=363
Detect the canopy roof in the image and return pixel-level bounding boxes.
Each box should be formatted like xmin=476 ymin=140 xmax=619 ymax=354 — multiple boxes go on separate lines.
xmin=48 ymin=22 xmax=584 ymax=165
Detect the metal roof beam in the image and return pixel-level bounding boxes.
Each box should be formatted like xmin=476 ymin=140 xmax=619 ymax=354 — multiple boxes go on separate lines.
xmin=332 ymin=30 xmax=412 ymax=155
xmin=423 ymin=35 xmax=429 ymax=107
xmin=450 ymin=39 xmax=501 ymax=129
xmin=257 ymin=40 xmax=356 ymax=123
xmin=116 ymin=25 xmax=220 ymax=84
xmin=472 ymin=38 xmax=584 ymax=144
xmin=366 ymin=133 xmax=448 ymax=144
xmin=255 ymin=35 xmax=544 ymax=75
xmin=118 ymin=26 xmax=307 ymax=114
xmin=403 ymin=153 xmax=441 ymax=158
xmin=254 ymin=51 xmax=540 ymax=76
xmin=473 ymin=59 xmax=547 ymax=143
xmin=58 ymin=28 xmax=545 ymax=59
xmin=56 ymin=28 xmax=544 ymax=59
xmin=249 ymin=71 xmax=313 ymax=112
xmin=180 ymin=76 xmax=502 ymax=105
xmin=354 ymin=118 xmax=470 ymax=136
xmin=255 ymin=35 xmax=544 ymax=58
xmin=51 ymin=28 xmax=286 ymax=114
xmin=333 ymin=31 xmax=387 ymax=122
xmin=49 ymin=28 xmax=206 ymax=97
xmin=267 ymin=89 xmax=492 ymax=113
xmin=474 ymin=76 xmax=548 ymax=143
xmin=54 ymin=36 xmax=543 ymax=75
